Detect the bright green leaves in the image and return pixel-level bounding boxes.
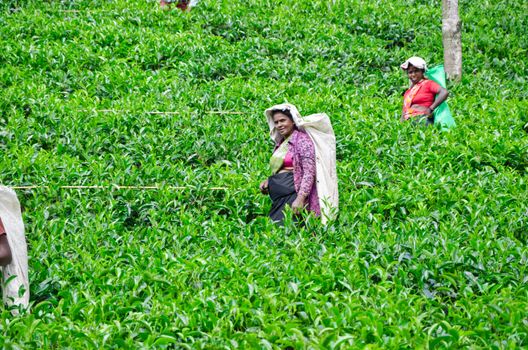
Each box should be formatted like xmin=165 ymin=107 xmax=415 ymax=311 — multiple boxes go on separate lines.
xmin=0 ymin=0 xmax=526 ymax=348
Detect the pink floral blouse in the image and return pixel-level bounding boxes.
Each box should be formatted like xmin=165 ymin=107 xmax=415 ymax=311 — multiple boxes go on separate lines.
xmin=282 ymin=130 xmax=320 ymax=216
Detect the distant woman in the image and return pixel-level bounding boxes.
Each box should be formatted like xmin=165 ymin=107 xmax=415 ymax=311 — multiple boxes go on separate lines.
xmin=0 ymin=219 xmax=12 ymax=266
xmin=400 ymin=56 xmax=449 ymax=126
xmin=260 ymin=104 xmax=338 ymax=224
xmin=0 ymin=186 xmax=29 ymax=313
xmin=160 ymin=0 xmax=196 ymax=11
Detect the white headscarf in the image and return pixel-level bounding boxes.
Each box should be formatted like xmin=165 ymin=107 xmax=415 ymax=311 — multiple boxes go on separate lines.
xmin=0 ymin=186 xmax=29 ymax=313
xmin=265 ymin=104 xmax=339 ymax=224
xmin=400 ymin=56 xmax=428 ymax=71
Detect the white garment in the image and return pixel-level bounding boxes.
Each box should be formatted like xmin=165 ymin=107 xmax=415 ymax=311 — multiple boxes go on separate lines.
xmin=400 ymin=56 xmax=428 ymax=71
xmin=265 ymin=104 xmax=339 ymax=224
xmin=0 ymin=186 xmax=29 ymax=312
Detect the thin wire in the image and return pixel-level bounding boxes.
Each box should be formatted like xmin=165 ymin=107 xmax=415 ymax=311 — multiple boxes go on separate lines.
xmin=10 ymin=185 xmax=228 ymax=191
xmin=80 ymin=109 xmax=245 ymax=115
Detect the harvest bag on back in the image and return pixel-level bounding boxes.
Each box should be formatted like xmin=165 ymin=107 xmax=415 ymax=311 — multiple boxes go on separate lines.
xmin=0 ymin=186 xmax=29 ymax=312
xmin=426 ymin=65 xmax=456 ymax=130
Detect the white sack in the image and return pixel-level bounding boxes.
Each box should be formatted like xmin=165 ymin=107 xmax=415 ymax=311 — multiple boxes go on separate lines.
xmin=265 ymin=104 xmax=339 ymax=224
xmin=0 ymin=186 xmax=29 ymax=311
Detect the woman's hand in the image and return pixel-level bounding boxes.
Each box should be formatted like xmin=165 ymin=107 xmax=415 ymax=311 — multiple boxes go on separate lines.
xmin=291 ymin=195 xmax=307 ymax=214
xmin=259 ymin=179 xmax=269 ymax=194
xmin=410 ymin=104 xmax=433 ymax=116
xmin=424 ymin=107 xmax=434 ymax=117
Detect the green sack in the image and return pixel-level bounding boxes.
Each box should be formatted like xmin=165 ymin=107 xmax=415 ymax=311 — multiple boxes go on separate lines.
xmin=426 ymin=65 xmax=456 ymax=130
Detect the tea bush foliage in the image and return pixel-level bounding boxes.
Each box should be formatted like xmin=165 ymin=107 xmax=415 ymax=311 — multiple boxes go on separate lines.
xmin=0 ymin=0 xmax=526 ymax=348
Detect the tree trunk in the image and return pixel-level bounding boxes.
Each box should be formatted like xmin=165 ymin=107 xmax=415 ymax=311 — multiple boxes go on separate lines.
xmin=442 ymin=0 xmax=462 ymax=81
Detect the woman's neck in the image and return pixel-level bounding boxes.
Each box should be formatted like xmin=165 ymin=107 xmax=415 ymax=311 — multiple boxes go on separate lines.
xmin=282 ymin=129 xmax=295 ymax=140
xmin=412 ymin=78 xmax=425 ymax=86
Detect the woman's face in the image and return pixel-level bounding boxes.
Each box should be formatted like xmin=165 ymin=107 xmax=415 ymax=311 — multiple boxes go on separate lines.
xmin=407 ymin=64 xmax=424 ymax=84
xmin=273 ymin=112 xmax=295 ymax=138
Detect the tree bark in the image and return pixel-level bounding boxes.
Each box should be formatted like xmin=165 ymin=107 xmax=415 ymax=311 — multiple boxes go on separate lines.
xmin=442 ymin=0 xmax=462 ymax=81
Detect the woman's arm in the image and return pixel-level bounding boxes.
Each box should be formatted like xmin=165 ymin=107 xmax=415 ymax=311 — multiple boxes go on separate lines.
xmin=292 ymin=134 xmax=316 ymax=213
xmin=0 ymin=218 xmax=12 ymax=266
xmin=427 ymin=86 xmax=449 ymax=115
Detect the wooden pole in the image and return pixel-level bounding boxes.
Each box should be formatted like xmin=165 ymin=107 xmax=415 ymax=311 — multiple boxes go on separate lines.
xmin=442 ymin=0 xmax=462 ymax=81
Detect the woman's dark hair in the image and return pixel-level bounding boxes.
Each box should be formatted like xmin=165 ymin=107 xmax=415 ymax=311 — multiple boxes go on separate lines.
xmin=271 ymin=108 xmax=294 ymax=121
xmin=407 ymin=63 xmax=425 ymax=73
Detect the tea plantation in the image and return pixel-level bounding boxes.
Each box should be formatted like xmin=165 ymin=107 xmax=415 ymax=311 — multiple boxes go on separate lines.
xmin=0 ymin=0 xmax=526 ymax=348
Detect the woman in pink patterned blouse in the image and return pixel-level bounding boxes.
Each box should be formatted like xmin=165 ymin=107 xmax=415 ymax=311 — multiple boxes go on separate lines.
xmin=160 ymin=0 xmax=193 ymax=11
xmin=260 ymin=108 xmax=320 ymax=223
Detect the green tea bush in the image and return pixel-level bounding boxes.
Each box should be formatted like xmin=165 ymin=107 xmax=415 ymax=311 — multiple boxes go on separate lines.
xmin=0 ymin=0 xmax=526 ymax=348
